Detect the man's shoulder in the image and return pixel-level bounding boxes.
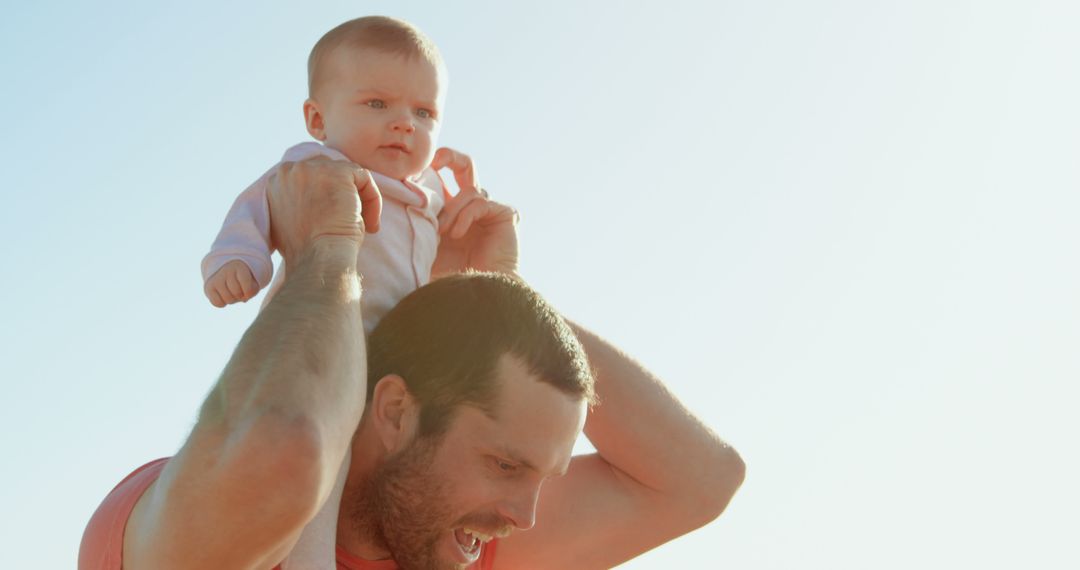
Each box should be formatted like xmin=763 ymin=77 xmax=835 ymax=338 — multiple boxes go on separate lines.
xmin=478 ymin=539 xmax=499 ymax=570
xmin=79 ymin=458 xmax=171 ymax=570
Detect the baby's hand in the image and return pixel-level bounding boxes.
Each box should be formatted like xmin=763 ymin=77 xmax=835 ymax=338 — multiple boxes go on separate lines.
xmin=204 ymin=260 xmax=259 ymax=307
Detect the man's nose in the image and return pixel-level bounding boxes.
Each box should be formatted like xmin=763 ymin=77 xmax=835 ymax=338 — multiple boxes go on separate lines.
xmin=498 ymin=484 xmax=541 ymax=531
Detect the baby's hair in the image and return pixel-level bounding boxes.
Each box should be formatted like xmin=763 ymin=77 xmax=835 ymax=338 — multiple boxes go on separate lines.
xmin=307 ymin=16 xmax=444 ymax=98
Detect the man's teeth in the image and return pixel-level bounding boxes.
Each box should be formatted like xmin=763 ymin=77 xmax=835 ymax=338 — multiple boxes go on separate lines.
xmin=463 ymin=528 xmax=493 ymax=543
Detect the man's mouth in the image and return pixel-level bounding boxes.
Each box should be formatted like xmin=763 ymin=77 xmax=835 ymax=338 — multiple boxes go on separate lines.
xmin=452 ymin=527 xmax=495 ymax=561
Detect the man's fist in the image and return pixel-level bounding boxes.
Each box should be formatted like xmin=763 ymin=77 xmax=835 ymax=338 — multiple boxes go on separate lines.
xmin=266 ymin=157 xmax=382 ymax=265
xmin=204 ymin=260 xmax=259 ymax=308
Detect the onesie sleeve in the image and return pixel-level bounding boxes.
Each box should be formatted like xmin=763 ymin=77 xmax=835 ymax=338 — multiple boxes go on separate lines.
xmin=201 ymin=173 xmax=276 ymax=288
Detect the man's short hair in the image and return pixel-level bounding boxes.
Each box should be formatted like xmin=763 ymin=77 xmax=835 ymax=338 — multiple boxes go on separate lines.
xmin=367 ymin=272 xmax=596 ymax=439
xmin=307 ymin=16 xmax=445 ymax=98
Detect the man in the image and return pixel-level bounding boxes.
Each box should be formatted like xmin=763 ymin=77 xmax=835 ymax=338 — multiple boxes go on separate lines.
xmin=80 ymin=155 xmax=745 ymax=569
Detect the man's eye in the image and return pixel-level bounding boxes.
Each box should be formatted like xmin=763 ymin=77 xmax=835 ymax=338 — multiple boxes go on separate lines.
xmin=492 ymin=458 xmax=517 ymax=473
xmin=416 ymin=108 xmax=432 ymax=119
xmin=367 ymin=99 xmax=386 ymax=109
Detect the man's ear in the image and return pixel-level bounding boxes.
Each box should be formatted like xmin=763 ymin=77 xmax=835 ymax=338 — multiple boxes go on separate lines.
xmin=303 ymin=98 xmax=327 ymax=141
xmin=370 ymin=374 xmax=420 ymax=453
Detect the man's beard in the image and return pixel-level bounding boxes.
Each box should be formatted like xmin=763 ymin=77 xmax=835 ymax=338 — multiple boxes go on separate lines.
xmin=348 ymin=436 xmax=452 ymax=569
xmin=347 ymin=435 xmax=507 ymax=570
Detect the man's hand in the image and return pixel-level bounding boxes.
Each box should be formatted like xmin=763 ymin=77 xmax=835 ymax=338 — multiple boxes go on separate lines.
xmin=266 ymin=157 xmax=383 ymax=265
xmin=430 ymin=147 xmax=520 ymax=276
xmin=204 ymin=260 xmax=258 ymax=307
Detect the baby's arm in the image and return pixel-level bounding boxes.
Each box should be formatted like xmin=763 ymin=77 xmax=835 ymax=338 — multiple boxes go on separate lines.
xmin=201 ymin=173 xmax=277 ymax=307
xmin=202 ymin=143 xmax=360 ymax=307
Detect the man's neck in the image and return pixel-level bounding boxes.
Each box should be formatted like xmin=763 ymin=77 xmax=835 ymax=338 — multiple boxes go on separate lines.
xmin=336 ymin=422 xmax=392 ymax=561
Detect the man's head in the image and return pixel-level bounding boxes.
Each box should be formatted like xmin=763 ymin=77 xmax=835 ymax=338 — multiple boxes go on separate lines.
xmin=367 ymin=271 xmax=596 ymax=437
xmin=303 ymin=16 xmax=447 ymax=180
xmin=346 ymin=272 xmax=596 ymax=569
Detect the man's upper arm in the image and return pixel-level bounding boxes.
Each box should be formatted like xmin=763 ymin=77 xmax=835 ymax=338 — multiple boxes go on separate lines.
xmin=120 ymin=418 xmax=318 ymax=570
xmin=493 ymin=452 xmax=720 ymax=570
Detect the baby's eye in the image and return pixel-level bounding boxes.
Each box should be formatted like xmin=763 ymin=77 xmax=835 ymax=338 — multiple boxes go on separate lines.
xmin=416 ymin=108 xmax=433 ymax=119
xmin=366 ymin=99 xmax=386 ymax=109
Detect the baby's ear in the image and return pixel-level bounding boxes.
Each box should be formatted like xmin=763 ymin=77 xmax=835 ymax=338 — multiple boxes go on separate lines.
xmin=303 ymin=98 xmax=327 ymax=140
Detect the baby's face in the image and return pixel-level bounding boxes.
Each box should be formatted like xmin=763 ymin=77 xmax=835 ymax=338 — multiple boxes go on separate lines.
xmin=310 ymin=47 xmax=445 ymax=180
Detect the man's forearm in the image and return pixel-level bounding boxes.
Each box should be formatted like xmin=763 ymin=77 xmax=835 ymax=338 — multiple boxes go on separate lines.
xmin=571 ymin=321 xmax=745 ymax=524
xmin=199 ymin=239 xmax=367 ymax=503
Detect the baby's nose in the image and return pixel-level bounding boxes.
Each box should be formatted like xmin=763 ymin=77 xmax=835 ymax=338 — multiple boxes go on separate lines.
xmin=390 ymin=113 xmax=415 ymax=133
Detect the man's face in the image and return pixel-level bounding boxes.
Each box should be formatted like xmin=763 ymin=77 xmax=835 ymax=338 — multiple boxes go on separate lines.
xmin=351 ymin=355 xmax=587 ymax=569
xmin=313 ymin=47 xmax=445 ymax=180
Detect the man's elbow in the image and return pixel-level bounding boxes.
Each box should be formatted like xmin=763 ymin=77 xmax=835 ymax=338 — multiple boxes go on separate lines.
xmin=217 ymin=412 xmax=331 ymax=525
xmin=709 ymin=445 xmax=746 ymax=518
xmin=682 ymin=444 xmax=746 ymax=527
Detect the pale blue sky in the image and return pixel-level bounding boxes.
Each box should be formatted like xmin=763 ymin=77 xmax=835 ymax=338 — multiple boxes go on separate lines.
xmin=2 ymin=1 xmax=1078 ymax=568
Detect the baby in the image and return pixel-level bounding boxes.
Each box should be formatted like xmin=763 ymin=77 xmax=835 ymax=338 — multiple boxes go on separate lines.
xmin=202 ymin=16 xmax=463 ymax=569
